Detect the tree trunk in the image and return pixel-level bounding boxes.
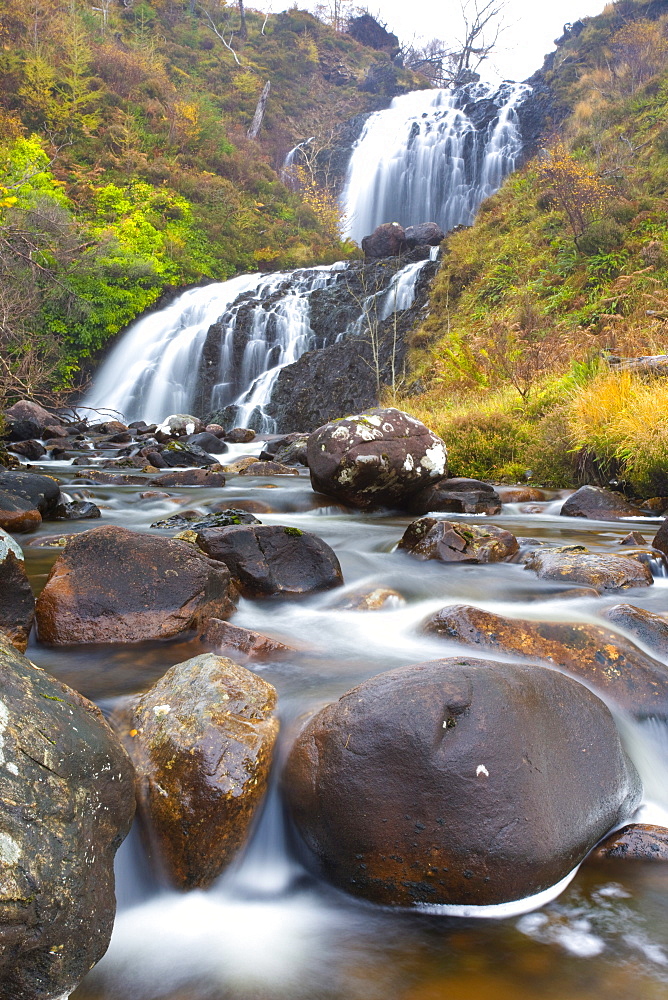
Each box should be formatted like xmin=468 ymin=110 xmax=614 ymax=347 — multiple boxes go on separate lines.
xmin=247 ymin=80 xmax=270 ymax=140
xmin=238 ymin=0 xmax=247 ymax=39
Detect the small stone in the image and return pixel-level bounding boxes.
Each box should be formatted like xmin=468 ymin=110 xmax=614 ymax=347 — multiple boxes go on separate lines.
xmin=202 ymin=619 xmax=295 ymax=658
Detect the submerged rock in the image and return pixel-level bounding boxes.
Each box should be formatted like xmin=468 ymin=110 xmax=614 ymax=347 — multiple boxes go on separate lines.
xmin=0 ymin=635 xmax=135 ymax=998
xmin=398 ymin=517 xmax=518 ymax=563
xmin=423 ymin=604 xmax=668 ymax=720
xmin=202 ymin=618 xmax=295 ymax=658
xmin=35 ymin=525 xmax=236 ymax=644
xmin=283 ymin=657 xmax=641 ymax=906
xmin=0 ymin=528 xmax=34 ymax=652
xmin=195 ymin=524 xmax=343 ymax=597
xmin=591 ymin=824 xmax=668 ymax=862
xmin=523 ymin=546 xmax=653 ymax=591
xmin=112 ymin=653 xmax=278 ymax=890
xmin=149 ymin=469 xmax=226 ymax=487
xmin=307 ymin=408 xmax=447 ymax=509
xmin=603 ymin=604 xmax=668 ymax=658
xmin=150 ymin=509 xmax=261 ymax=531
xmin=328 ymin=586 xmax=406 ymax=611
xmin=560 ymin=486 xmax=646 ymax=520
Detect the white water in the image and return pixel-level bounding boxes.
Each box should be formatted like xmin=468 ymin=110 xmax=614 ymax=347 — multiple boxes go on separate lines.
xmin=342 ymin=81 xmax=530 ymax=244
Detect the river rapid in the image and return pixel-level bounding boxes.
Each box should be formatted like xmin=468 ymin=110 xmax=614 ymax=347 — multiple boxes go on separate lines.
xmin=17 ymin=449 xmax=668 ymax=1000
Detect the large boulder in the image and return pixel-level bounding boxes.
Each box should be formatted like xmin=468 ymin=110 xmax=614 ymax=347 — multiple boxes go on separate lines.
xmin=404 ymin=223 xmax=445 ymax=248
xmin=0 ymin=470 xmax=62 ymax=533
xmin=195 ymin=524 xmax=343 ymax=597
xmin=111 ymin=653 xmax=278 ymax=890
xmin=604 ymin=604 xmax=668 ymax=658
xmin=4 ymin=399 xmax=60 ymax=439
xmin=0 ymin=635 xmax=135 ymax=998
xmin=35 ymin=525 xmax=236 ymax=644
xmin=652 ymin=519 xmax=668 ymax=558
xmin=0 ymin=529 xmax=34 ymax=652
xmin=398 ymin=517 xmax=518 ymax=563
xmin=408 ymin=478 xmax=502 ymax=516
xmin=283 ymin=657 xmax=641 ymax=906
xmin=423 ymin=604 xmax=668 ymax=720
xmin=561 ymin=486 xmax=646 ymax=520
xmin=307 ymin=408 xmax=447 ymax=509
xmin=361 ymin=222 xmax=409 ymax=259
xmin=523 ymin=546 xmax=653 ymax=591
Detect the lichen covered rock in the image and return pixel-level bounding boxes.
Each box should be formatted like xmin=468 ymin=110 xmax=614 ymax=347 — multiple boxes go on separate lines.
xmin=398 ymin=517 xmax=518 ymax=563
xmin=0 ymin=528 xmax=34 ymax=651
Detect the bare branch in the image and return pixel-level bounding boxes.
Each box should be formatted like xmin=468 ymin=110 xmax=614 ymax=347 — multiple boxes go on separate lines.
xmin=197 ymin=4 xmax=242 ymax=66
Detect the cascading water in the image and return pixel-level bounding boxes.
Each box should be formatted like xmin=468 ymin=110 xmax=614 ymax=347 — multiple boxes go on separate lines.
xmin=342 ymin=81 xmax=530 ymax=244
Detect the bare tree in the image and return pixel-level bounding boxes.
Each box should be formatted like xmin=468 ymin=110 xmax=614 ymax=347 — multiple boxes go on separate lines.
xmin=403 ymin=0 xmax=505 ymax=88
xmin=197 ymin=3 xmax=242 ymax=66
xmin=238 ymin=0 xmax=247 ymax=39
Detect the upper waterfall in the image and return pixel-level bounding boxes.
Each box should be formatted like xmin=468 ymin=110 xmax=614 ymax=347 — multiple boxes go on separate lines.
xmin=341 ymin=81 xmax=530 ymax=245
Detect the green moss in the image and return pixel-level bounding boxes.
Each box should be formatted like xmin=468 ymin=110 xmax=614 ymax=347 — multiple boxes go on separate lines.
xmin=283 ymin=526 xmax=303 ymax=537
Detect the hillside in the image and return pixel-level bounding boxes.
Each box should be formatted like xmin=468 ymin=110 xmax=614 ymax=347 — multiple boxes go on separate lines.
xmin=401 ymin=0 xmax=668 ymax=497
xmin=0 ymin=2 xmax=423 ymax=401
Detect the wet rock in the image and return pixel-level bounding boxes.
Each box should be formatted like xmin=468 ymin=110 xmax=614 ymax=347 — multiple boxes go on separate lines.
xmin=55 ymin=500 xmax=101 ymax=520
xmin=111 ymin=653 xmax=278 ymax=890
xmin=187 ymin=431 xmax=228 ymax=454
xmin=398 ymin=517 xmax=518 ymax=563
xmin=9 ymin=439 xmax=46 ymax=461
xmin=404 ymin=222 xmax=445 ymax=248
xmin=96 ymin=420 xmax=129 ymax=435
xmin=225 ymin=427 xmax=256 ymax=444
xmin=651 ymin=519 xmax=668 ymax=558
xmin=0 ymin=470 xmax=62 ymax=533
xmin=0 ymin=635 xmax=135 ymax=998
xmin=149 ymin=469 xmax=226 ymax=487
xmin=361 ymin=222 xmax=409 ymax=258
xmin=75 ymin=470 xmax=147 ymax=486
xmin=603 ymin=604 xmax=668 ymax=659
xmin=4 ymin=398 xmax=59 ymax=431
xmin=620 ymin=531 xmax=648 ymax=546
xmin=523 ymin=546 xmax=653 ymax=591
xmin=196 ymin=524 xmax=343 ymax=597
xmin=496 ymin=486 xmax=547 ymax=503
xmin=35 ymin=525 xmax=236 ymax=644
xmin=328 ymin=586 xmax=406 ymax=611
xmin=150 ymin=509 xmax=261 ymax=531
xmin=408 ymin=478 xmax=502 ymax=516
xmin=205 ymin=423 xmax=226 ymax=437
xmin=640 ymin=497 xmax=668 ymax=513
xmin=591 ymin=824 xmax=668 ymax=861
xmin=307 ymin=408 xmax=447 ymax=509
xmin=201 ymin=618 xmax=295 ymax=658
xmin=209 ymin=498 xmax=273 ymax=515
xmin=284 ymin=657 xmax=641 ymax=906
xmin=423 ymin=604 xmax=668 ymax=720
xmin=0 ymin=528 xmax=34 ymax=652
xmin=223 ymin=456 xmax=262 ymax=474
xmin=106 ymin=431 xmax=132 ymax=444
xmin=238 ymin=461 xmax=300 ymax=477
xmin=160 ymin=442 xmax=217 ymax=468
xmin=561 ymin=485 xmax=646 ymax=520
xmin=259 ymin=433 xmax=310 ymax=466
xmin=157 ymin=413 xmax=205 ymax=437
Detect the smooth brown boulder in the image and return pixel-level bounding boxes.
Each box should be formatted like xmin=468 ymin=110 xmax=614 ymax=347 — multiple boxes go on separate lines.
xmin=195 ymin=524 xmax=343 ymax=597
xmin=225 ymin=427 xmax=256 ymax=443
xmin=523 ymin=547 xmax=653 ymax=591
xmin=496 ymin=486 xmax=547 ymax=503
xmin=561 ymin=485 xmax=646 ymax=520
xmin=35 ymin=525 xmax=236 ymax=644
xmin=398 ymin=517 xmax=518 ymax=563
xmin=0 ymin=470 xmax=62 ymax=533
xmin=4 ymin=398 xmax=58 ymax=431
xmin=0 ymin=529 xmax=34 ymax=652
xmin=603 ymin=604 xmax=668 ymax=660
xmin=238 ymin=461 xmax=300 ymax=476
xmin=408 ymin=478 xmax=502 ymax=516
xmin=283 ymin=657 xmax=641 ymax=906
xmin=652 ymin=519 xmax=668 ymax=558
xmin=361 ymin=222 xmax=409 ymax=258
xmin=307 ymin=408 xmax=447 ymax=509
xmin=112 ymin=653 xmax=278 ymax=890
xmin=591 ymin=824 xmax=668 ymax=862
xmin=0 ymin=635 xmax=135 ymax=998
xmin=423 ymin=604 xmax=668 ymax=720
xmin=201 ymin=618 xmax=295 ymax=659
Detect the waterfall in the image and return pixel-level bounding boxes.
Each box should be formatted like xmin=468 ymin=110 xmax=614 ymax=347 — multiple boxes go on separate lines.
xmin=82 ymin=258 xmax=430 ymax=429
xmin=342 ymin=81 xmax=530 ymax=245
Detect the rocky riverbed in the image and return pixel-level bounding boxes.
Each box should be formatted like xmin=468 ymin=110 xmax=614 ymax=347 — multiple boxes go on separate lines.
xmin=1 ymin=401 xmax=668 ymax=1000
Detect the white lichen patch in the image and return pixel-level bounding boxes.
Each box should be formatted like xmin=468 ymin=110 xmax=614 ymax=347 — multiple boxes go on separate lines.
xmin=331 ymin=426 xmax=350 ymax=441
xmin=0 ymin=529 xmax=24 ymax=562
xmin=403 ymin=454 xmax=415 ymax=472
xmin=365 ymin=415 xmax=382 ymax=427
xmin=153 ymin=704 xmax=171 ymax=717
xmin=476 ymin=764 xmax=490 ymax=778
xmin=355 ymin=424 xmax=382 ymax=442
xmin=420 ymin=443 xmax=447 ymax=476
xmin=5 ymin=762 xmax=18 ymax=776
xmin=0 ymin=832 xmax=20 ymax=864
xmin=0 ymin=700 xmax=9 ymax=730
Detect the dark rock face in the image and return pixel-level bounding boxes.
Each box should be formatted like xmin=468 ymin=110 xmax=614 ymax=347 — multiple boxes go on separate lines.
xmin=423 ymin=604 xmax=668 ymax=720
xmin=523 ymin=547 xmax=654 ymax=591
xmin=604 ymin=604 xmax=668 ymax=658
xmin=202 ymin=618 xmax=295 ymax=659
xmin=0 ymin=529 xmax=34 ymax=652
xmin=150 ymin=509 xmax=261 ymax=531
xmin=35 ymin=525 xmax=236 ymax=644
xmin=0 ymin=470 xmax=62 ymax=533
xmin=591 ymin=824 xmax=668 ymax=862
xmin=283 ymin=657 xmax=642 ymax=906
xmin=9 ymin=439 xmax=46 ymax=461
xmin=238 ymin=461 xmax=299 ymax=477
xmin=405 ymin=223 xmax=445 ymax=248
xmin=187 ymin=431 xmax=228 ymax=454
xmin=361 ymin=222 xmax=409 ymax=258
xmin=408 ymin=478 xmax=502 ymax=516
xmin=652 ymin=519 xmax=668 ymax=558
xmin=4 ymin=399 xmax=59 ymax=434
xmin=55 ymin=500 xmax=101 ymax=520
xmin=259 ymin=433 xmax=310 ymax=466
xmin=0 ymin=635 xmax=135 ymax=999
xmin=399 ymin=518 xmax=518 ymax=563
xmin=111 ymin=653 xmax=278 ymax=890
xmin=561 ymin=486 xmax=646 ymax=520
xmin=307 ymin=408 xmax=447 ymax=509
xmin=195 ymin=524 xmax=343 ymax=597
xmin=149 ymin=469 xmax=226 ymax=487
xmin=346 ymin=13 xmax=400 ymax=55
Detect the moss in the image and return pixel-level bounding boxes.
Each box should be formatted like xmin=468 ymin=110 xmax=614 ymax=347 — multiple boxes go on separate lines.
xmin=283 ymin=526 xmax=303 ymax=537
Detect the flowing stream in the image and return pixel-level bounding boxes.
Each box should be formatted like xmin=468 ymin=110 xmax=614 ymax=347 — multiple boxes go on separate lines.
xmin=18 ymin=459 xmax=668 ymax=1000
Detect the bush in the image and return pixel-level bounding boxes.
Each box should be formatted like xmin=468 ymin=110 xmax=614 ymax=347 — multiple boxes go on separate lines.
xmin=577 ymin=217 xmax=625 ymax=255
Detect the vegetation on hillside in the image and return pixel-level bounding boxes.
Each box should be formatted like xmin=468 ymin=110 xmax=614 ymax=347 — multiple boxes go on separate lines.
xmin=0 ymin=1 xmax=422 ymax=402
xmin=400 ymin=0 xmax=668 ymax=496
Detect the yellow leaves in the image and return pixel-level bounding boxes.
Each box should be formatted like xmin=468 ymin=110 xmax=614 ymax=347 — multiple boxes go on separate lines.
xmin=253 ymin=246 xmax=281 ymax=261
xmin=537 ymin=140 xmax=610 ymax=240
xmin=294 ymin=164 xmax=343 ymax=242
